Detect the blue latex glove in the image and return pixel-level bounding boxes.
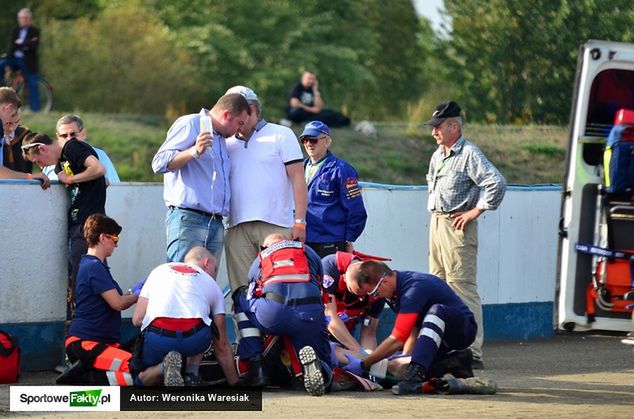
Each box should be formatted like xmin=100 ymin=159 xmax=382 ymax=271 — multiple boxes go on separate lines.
xmin=342 ymin=353 xmax=364 ymax=376
xmin=358 ymin=348 xmax=370 ymax=356
xmin=130 ymin=277 xmax=147 ymax=296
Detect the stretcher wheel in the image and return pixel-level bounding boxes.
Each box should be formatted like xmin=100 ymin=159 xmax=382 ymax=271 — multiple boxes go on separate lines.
xmin=563 ymin=322 xmax=576 ymax=332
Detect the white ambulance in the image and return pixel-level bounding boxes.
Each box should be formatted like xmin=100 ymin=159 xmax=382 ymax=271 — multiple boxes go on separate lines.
xmin=558 ymin=40 xmax=634 ymax=332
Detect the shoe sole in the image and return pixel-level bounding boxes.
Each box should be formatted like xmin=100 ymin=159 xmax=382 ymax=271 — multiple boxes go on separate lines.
xmin=299 ymin=346 xmax=325 ymax=396
xmin=163 ymin=351 xmax=184 ymax=387
xmin=391 ymin=381 xmax=423 ymax=395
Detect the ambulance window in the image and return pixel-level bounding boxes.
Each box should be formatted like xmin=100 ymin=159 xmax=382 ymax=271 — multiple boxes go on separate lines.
xmin=585 ymin=69 xmax=634 ymax=137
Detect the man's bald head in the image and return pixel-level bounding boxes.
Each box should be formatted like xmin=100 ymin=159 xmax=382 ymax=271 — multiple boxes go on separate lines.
xmin=184 ymin=246 xmax=218 ymax=277
xmin=262 ymin=233 xmax=287 ymax=248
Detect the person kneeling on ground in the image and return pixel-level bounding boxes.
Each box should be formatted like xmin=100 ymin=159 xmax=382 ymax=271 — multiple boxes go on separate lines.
xmin=61 ymin=214 xmax=140 ymax=386
xmin=132 ymin=247 xmax=239 ymax=387
xmin=233 ymin=234 xmax=333 ymax=396
xmin=343 ymin=260 xmax=477 ymax=395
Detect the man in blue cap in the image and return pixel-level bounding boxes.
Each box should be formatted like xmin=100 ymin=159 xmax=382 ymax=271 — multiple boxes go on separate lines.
xmin=300 ymin=120 xmax=367 ymax=258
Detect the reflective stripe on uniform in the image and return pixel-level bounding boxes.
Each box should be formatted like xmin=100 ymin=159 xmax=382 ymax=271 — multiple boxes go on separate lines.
xmin=106 ymin=370 xmax=133 ymax=386
xmin=235 ymin=312 xmax=249 ymax=322
xmin=239 ymin=328 xmax=261 ymax=338
xmin=420 ymin=328 xmax=442 ymax=347
xmin=423 ymin=313 xmax=446 ymax=332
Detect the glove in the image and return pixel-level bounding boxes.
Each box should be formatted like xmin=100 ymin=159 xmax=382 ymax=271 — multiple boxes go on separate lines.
xmin=358 ymin=348 xmax=370 ymax=356
xmin=342 ymin=353 xmax=365 ymax=376
xmin=130 ymin=277 xmax=147 ymax=296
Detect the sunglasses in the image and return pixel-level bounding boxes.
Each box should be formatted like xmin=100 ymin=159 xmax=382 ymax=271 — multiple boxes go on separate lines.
xmin=367 ymin=274 xmax=386 ymax=297
xmin=106 ymin=234 xmax=119 ymax=245
xmin=57 ymin=132 xmax=79 ymax=139
xmin=301 ymin=136 xmax=324 ymax=145
xmin=21 ymin=142 xmax=45 ymax=153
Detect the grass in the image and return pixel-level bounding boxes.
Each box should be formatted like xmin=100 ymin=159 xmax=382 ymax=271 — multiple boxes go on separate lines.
xmin=19 ymin=110 xmax=568 ymax=185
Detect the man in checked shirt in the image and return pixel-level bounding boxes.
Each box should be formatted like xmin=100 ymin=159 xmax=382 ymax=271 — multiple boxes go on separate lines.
xmin=424 ymin=101 xmax=506 ymax=369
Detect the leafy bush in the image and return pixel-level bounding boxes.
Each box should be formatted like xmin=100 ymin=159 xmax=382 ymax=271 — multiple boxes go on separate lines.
xmin=40 ymin=2 xmax=200 ymax=115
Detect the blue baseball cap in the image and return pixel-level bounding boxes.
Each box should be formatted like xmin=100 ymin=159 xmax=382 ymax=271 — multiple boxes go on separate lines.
xmin=299 ymin=121 xmax=330 ymax=139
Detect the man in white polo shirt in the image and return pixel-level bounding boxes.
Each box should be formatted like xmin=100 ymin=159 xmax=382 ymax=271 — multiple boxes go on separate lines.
xmin=224 ymin=85 xmax=308 ymax=292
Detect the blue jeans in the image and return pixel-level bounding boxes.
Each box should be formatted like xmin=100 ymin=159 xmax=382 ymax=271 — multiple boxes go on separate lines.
xmin=141 ymin=325 xmax=212 ymax=368
xmin=0 ymin=56 xmax=40 ymax=111
xmin=165 ymin=207 xmax=224 ymax=263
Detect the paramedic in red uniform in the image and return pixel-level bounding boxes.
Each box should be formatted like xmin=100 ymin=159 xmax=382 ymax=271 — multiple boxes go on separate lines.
xmin=321 ymin=251 xmax=386 ymax=352
xmin=343 ymin=260 xmax=476 ymax=395
xmin=233 ymin=234 xmax=333 ymax=396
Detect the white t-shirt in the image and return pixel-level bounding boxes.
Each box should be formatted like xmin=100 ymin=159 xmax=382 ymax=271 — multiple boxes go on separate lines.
xmin=139 ymin=262 xmax=225 ymax=331
xmin=226 ymin=121 xmax=303 ymax=228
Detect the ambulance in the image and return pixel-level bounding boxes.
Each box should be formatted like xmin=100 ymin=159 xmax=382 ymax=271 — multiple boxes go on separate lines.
xmin=558 ymin=40 xmax=634 ymax=332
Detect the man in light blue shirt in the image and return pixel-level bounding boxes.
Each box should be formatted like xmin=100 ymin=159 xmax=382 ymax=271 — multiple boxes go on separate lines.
xmin=152 ymin=93 xmax=251 ymax=263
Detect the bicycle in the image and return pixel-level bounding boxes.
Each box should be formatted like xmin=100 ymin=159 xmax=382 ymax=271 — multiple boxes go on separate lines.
xmin=1 ymin=69 xmax=53 ymax=113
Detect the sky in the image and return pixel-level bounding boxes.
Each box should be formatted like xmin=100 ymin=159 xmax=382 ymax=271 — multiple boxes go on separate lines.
xmin=413 ymin=0 xmax=447 ymax=33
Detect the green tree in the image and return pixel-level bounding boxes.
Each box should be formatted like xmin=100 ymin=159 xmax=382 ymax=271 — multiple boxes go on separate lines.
xmin=441 ymin=0 xmax=634 ymax=124
xmin=41 ymin=2 xmax=198 ymax=114
xmin=142 ymin=0 xmax=380 ymax=120
xmin=360 ymin=0 xmax=429 ymax=119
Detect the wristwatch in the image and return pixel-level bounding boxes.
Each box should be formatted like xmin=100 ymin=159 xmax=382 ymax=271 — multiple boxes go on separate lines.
xmin=190 ymin=147 xmax=201 ymax=159
xmin=294 ymin=218 xmax=306 ymax=225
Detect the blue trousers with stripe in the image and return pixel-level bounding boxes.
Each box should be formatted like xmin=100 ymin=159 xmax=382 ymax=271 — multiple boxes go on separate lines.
xmin=411 ymin=304 xmax=477 ymax=376
xmin=233 ymin=294 xmax=332 ymax=380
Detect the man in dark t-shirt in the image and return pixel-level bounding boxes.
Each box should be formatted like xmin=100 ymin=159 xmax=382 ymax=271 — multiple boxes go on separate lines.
xmin=22 ymin=132 xmax=106 ymax=311
xmin=286 ymin=71 xmax=350 ymax=127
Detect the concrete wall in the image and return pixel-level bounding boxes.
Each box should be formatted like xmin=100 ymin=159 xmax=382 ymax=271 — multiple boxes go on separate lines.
xmin=0 ymin=180 xmax=561 ymax=369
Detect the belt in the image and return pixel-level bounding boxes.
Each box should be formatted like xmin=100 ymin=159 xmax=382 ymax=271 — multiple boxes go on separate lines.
xmin=147 ymin=322 xmax=207 ymax=338
xmin=264 ymin=292 xmax=322 ymax=306
xmin=169 ymin=206 xmax=223 ymax=221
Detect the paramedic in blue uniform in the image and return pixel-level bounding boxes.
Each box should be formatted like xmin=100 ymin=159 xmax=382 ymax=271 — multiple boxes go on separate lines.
xmin=233 ymin=233 xmax=332 ymax=396
xmin=301 ymin=121 xmax=367 ymax=258
xmin=321 ymin=251 xmax=385 ymax=352
xmin=343 ymin=260 xmax=476 ymax=395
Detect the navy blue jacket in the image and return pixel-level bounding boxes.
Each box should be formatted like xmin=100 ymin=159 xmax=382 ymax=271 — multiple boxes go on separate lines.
xmin=305 ymin=152 xmax=367 ymax=243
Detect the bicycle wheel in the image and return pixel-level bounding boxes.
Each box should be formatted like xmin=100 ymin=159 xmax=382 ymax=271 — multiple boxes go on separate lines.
xmin=15 ymin=77 xmax=53 ymax=113
xmin=37 ymin=78 xmax=53 ymax=113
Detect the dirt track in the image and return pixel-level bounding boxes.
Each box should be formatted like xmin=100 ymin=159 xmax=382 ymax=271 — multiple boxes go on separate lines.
xmin=2 ymin=332 xmax=633 ymax=418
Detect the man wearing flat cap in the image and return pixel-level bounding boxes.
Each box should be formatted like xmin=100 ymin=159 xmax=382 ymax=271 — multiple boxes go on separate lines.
xmin=424 ymin=101 xmax=506 ymax=369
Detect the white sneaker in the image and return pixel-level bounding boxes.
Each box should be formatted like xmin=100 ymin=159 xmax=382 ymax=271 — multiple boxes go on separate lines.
xmin=163 ymin=351 xmax=184 ymax=386
xmin=299 ymin=346 xmax=325 ymax=396
xmin=279 ymin=118 xmax=293 ymax=127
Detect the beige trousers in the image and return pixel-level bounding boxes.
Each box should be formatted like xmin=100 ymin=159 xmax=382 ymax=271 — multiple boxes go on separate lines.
xmin=225 ymin=221 xmax=291 ymax=293
xmin=429 ymin=213 xmax=484 ymax=360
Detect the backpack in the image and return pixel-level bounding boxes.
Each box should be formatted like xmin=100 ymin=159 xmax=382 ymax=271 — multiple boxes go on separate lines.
xmin=0 ymin=330 xmax=20 ymax=383
xmin=603 ymin=109 xmax=634 ymax=193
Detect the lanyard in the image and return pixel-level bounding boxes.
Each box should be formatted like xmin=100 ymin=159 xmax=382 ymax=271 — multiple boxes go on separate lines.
xmin=305 ymin=158 xmax=326 ymax=183
xmin=432 ymin=153 xmax=453 ymax=191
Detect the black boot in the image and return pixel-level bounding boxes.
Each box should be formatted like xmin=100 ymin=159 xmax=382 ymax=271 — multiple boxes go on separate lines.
xmin=441 ymin=349 xmax=474 ymax=378
xmin=247 ymin=354 xmax=269 ymax=387
xmin=391 ymin=362 xmax=426 ymax=395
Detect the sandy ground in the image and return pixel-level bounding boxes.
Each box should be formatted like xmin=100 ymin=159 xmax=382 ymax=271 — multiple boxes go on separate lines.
xmin=1 ymin=332 xmax=633 ymax=418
